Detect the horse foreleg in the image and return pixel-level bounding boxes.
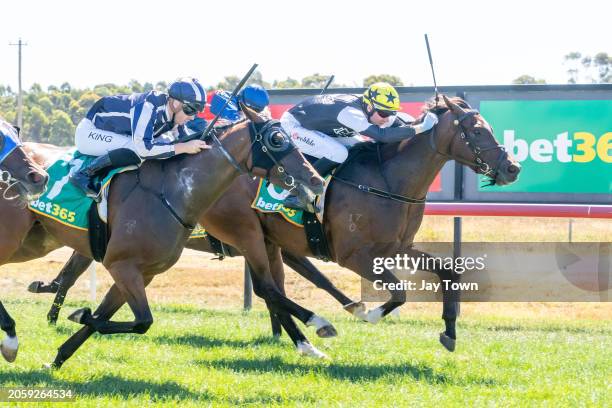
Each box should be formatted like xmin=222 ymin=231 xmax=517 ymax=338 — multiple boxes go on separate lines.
xmin=45 ymin=252 xmax=93 ymax=325
xmin=252 ymin=274 xmax=326 ymax=358
xmin=265 ymin=242 xmax=337 ymax=338
xmin=0 ymin=301 xmax=18 ymax=363
xmin=71 ymin=263 xmax=153 ymax=336
xmin=281 ymin=250 xmax=365 ymax=319
xmin=50 ymin=283 xmax=127 ymax=369
xmin=406 ymin=248 xmax=460 ymax=352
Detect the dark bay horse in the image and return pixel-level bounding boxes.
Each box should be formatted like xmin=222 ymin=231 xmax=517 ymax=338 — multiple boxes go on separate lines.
xmin=0 ymin=109 xmax=325 ymax=367
xmin=30 ymin=95 xmax=521 ymax=356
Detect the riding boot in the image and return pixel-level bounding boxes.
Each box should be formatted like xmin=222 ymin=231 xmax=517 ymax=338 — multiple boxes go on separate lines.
xmin=283 ymin=157 xmax=340 ymax=211
xmin=312 ymin=157 xmax=340 ymax=178
xmin=70 ymin=148 xmax=141 ymax=201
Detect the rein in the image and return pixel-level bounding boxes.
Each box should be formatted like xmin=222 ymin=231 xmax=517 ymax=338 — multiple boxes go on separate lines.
xmin=0 ymin=168 xmax=20 ymax=201
xmin=140 ymin=119 xmax=299 ymax=230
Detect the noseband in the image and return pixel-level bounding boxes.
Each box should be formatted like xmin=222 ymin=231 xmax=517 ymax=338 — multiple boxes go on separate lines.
xmin=429 ymin=109 xmax=507 ymax=185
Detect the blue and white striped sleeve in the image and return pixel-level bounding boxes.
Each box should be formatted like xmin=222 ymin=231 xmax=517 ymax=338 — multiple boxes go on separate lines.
xmin=131 ymin=101 xmax=176 ymax=159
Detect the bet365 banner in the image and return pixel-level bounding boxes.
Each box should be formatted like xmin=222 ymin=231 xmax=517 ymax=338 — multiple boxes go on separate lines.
xmin=479 ymin=100 xmax=612 ymax=194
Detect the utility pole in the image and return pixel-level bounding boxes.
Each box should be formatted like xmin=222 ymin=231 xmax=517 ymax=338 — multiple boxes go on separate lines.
xmin=9 ymin=38 xmax=27 ymax=129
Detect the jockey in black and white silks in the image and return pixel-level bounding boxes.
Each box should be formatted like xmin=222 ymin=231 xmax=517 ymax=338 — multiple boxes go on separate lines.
xmin=280 ymin=82 xmax=439 ymax=210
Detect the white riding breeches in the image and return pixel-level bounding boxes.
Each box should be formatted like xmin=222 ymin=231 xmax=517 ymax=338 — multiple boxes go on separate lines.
xmin=75 ymin=119 xmax=137 ymax=156
xmin=280 ymin=112 xmax=367 ymax=163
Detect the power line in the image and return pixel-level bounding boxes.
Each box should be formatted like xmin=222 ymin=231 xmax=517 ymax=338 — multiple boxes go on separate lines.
xmin=9 ymin=38 xmax=28 ymax=129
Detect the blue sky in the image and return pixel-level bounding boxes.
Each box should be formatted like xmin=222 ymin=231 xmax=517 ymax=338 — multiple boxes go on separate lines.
xmin=1 ymin=0 xmax=610 ymax=90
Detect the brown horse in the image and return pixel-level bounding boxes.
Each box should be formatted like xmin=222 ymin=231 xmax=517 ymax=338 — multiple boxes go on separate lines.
xmin=0 ymin=121 xmax=49 ymax=362
xmin=0 ymin=109 xmax=326 ymax=367
xmin=30 ymin=95 xmax=521 ymax=356
xmin=0 ymin=125 xmax=48 ymax=200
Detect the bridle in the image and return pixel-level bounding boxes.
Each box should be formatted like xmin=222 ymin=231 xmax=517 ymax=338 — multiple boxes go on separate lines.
xmin=429 ymin=108 xmax=507 ymax=185
xmin=0 ymin=132 xmax=26 ymax=201
xmin=206 ymin=119 xmax=299 ymax=192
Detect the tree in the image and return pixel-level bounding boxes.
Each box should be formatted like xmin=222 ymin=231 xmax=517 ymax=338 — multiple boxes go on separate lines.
xmin=216 ymin=75 xmax=240 ymax=90
xmin=129 ymin=79 xmax=144 ymax=93
xmin=301 ymin=73 xmax=330 ymax=88
xmin=564 ymin=51 xmax=611 ymax=83
xmin=37 ymin=96 xmax=54 ymax=114
xmin=582 ymin=52 xmax=611 ymax=83
xmin=363 ymin=74 xmax=404 ymax=87
xmin=60 ymin=82 xmax=72 ymax=93
xmin=512 ymin=75 xmax=546 ymax=84
xmin=273 ymin=77 xmax=300 ymax=89
xmin=23 ymin=106 xmax=49 ymax=142
xmin=48 ymin=110 xmax=75 ymax=146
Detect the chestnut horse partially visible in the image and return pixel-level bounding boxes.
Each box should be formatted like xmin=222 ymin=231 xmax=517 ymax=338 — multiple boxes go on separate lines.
xmin=0 ymin=119 xmax=49 ymax=362
xmin=31 ymin=95 xmax=521 ymax=356
xmin=0 ymin=109 xmax=326 ymax=367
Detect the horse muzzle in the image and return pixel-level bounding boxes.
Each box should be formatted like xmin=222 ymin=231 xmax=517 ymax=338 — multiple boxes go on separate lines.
xmin=495 ymin=160 xmax=521 ymax=186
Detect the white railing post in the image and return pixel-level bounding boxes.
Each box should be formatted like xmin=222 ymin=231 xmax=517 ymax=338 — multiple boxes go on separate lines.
xmin=88 ymin=262 xmax=97 ymax=302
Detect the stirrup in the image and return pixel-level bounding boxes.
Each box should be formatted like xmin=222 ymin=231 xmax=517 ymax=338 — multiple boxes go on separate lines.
xmin=283 ymin=196 xmax=316 ymax=213
xmin=69 ymin=173 xmax=101 ymax=201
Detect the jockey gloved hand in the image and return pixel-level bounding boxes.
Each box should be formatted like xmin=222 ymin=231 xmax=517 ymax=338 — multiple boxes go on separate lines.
xmin=175 ymin=139 xmax=211 ymax=155
xmin=413 ymin=112 xmax=439 ymax=134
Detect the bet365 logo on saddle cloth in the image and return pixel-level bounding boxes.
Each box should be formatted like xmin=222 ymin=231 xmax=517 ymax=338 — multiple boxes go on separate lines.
xmin=28 ymin=150 xmax=122 ymax=230
xmin=251 ymin=179 xmax=304 ymax=226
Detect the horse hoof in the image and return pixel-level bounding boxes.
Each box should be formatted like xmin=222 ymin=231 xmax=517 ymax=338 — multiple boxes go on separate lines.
xmin=47 ymin=315 xmax=58 ymax=326
xmin=27 ymin=281 xmax=43 ymax=293
xmin=68 ymin=307 xmax=92 ymax=324
xmin=316 ymin=324 xmax=338 ymax=338
xmin=365 ymin=307 xmax=385 ymax=324
xmin=42 ymin=362 xmax=59 ymax=370
xmin=1 ymin=336 xmax=19 ymax=363
xmin=439 ymin=332 xmax=456 ymax=352
xmin=344 ymin=301 xmax=368 ymax=321
xmin=307 ymin=315 xmax=337 ymax=338
xmin=296 ymin=341 xmax=328 ymax=359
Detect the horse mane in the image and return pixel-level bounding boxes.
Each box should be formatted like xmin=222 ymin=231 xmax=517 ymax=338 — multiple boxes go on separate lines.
xmin=422 ymin=95 xmax=472 ymax=116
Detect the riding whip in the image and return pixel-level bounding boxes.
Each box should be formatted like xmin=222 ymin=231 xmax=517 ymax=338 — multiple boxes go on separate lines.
xmin=320 ymin=75 xmax=335 ymax=95
xmin=424 ymin=34 xmax=439 ymax=106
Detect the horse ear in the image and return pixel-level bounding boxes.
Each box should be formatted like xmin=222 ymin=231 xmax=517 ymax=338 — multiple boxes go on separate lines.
xmin=241 ymin=103 xmax=265 ymax=123
xmin=442 ymin=94 xmax=464 ymax=115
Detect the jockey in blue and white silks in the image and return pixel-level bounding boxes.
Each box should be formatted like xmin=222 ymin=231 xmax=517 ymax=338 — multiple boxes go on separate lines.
xmin=70 ymin=77 xmax=210 ymax=200
xmin=0 ymin=117 xmax=22 ymax=164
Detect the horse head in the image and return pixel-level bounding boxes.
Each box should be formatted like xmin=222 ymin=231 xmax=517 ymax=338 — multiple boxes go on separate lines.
xmin=430 ymin=95 xmax=521 ymax=186
xmin=241 ymin=104 xmax=324 ymax=197
xmin=0 ymin=122 xmax=48 ymax=200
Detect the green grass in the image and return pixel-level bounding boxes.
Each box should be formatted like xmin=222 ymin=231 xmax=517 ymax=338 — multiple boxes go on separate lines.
xmin=1 ymin=299 xmax=610 ymax=407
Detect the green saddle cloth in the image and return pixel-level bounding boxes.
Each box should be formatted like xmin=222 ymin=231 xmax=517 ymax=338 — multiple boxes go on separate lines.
xmin=28 ymin=149 xmax=125 ymax=230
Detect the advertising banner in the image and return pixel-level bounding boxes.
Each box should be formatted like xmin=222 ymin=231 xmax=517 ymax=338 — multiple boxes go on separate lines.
xmin=479 ymin=100 xmax=612 ymax=195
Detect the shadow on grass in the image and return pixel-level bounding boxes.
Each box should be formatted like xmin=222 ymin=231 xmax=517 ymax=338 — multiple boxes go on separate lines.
xmin=151 ymin=333 xmax=283 ymax=349
xmin=196 ymin=356 xmax=498 ymax=386
xmin=0 ymin=370 xmax=206 ymax=402
xmin=0 ymin=369 xmax=319 ymax=405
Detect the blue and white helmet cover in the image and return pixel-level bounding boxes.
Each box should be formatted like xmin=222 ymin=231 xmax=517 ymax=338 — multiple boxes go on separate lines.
xmin=210 ymin=90 xmax=241 ymax=121
xmin=0 ymin=118 xmax=22 ymax=164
